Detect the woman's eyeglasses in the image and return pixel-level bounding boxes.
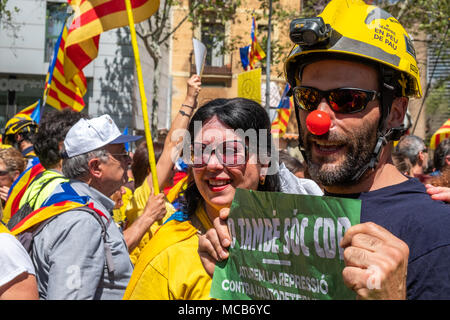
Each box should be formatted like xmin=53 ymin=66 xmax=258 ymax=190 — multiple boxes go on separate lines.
xmin=293 ymin=86 xmax=380 ymax=114
xmin=0 ymin=170 xmax=9 ymax=176
xmin=190 ymin=140 xmax=248 ymax=168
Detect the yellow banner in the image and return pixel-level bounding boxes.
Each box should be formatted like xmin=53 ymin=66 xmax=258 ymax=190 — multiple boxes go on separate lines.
xmin=237 ymin=68 xmax=262 ymax=104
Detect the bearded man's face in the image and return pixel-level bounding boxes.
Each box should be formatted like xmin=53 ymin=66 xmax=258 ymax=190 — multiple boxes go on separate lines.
xmin=297 ymin=59 xmax=381 ymax=187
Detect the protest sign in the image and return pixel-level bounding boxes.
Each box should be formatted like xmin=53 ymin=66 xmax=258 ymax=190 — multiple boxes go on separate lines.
xmin=237 ymin=69 xmax=261 ymax=104
xmin=193 ymin=38 xmax=207 ymax=76
xmin=210 ymin=189 xmax=361 ymax=300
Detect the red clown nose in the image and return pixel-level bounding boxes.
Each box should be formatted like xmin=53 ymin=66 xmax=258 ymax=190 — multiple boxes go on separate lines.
xmin=306 ymin=110 xmax=331 ymax=135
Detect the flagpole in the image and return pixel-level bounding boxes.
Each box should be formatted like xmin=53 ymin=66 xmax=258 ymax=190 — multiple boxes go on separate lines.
xmin=265 ymin=0 xmax=273 ymax=115
xmin=42 ymin=19 xmax=67 ymax=111
xmin=124 ymin=0 xmax=160 ymax=196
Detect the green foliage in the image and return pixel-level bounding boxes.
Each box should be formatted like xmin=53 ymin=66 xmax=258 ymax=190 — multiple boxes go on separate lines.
xmin=425 ymin=81 xmax=450 ymax=115
xmin=0 ymin=0 xmax=20 ymax=38
xmin=0 ymin=0 xmax=19 ymax=22
xmin=249 ymin=1 xmax=303 ymax=75
xmin=375 ymin=0 xmax=449 ymax=121
xmin=375 ymin=0 xmax=449 ymax=44
xmin=187 ymin=0 xmax=241 ymax=56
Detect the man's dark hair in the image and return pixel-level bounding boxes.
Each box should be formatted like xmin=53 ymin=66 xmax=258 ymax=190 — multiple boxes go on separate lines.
xmin=18 ymin=130 xmax=36 ymax=145
xmin=433 ymin=138 xmax=450 ymax=172
xmin=33 ymin=109 xmax=88 ymax=169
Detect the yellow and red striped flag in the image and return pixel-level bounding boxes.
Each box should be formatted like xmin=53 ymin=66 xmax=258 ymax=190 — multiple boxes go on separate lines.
xmin=14 ymin=100 xmax=39 ymax=118
xmin=271 ymin=84 xmax=292 ymax=138
xmin=1 ymin=159 xmax=45 ymax=225
xmin=43 ymin=23 xmax=87 ymax=112
xmin=13 ymin=100 xmax=42 ymax=123
xmin=10 ymin=200 xmax=87 ymax=235
xmin=249 ymin=16 xmax=266 ymax=70
xmin=64 ymin=0 xmax=160 ymax=82
xmin=430 ymin=119 xmax=450 ymax=150
xmin=9 ymin=182 xmax=108 ymax=236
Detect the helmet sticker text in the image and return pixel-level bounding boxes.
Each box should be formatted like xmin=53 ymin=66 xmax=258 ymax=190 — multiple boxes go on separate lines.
xmin=373 ymin=24 xmax=398 ymax=51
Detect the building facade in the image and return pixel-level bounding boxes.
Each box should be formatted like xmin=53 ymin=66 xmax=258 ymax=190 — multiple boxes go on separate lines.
xmin=1 ymin=0 xmax=431 ymax=149
xmin=169 ymin=0 xmax=300 ymax=127
xmin=0 ymin=0 xmax=170 ymax=136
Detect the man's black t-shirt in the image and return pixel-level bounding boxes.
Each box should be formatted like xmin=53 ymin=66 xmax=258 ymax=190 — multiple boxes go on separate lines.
xmin=326 ymin=178 xmax=450 ymax=300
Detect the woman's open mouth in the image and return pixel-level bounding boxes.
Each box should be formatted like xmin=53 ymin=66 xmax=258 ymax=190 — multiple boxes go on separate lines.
xmin=207 ymin=179 xmax=231 ymax=192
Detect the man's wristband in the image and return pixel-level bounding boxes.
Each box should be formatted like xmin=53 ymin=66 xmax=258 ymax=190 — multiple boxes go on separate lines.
xmin=181 ymin=104 xmax=194 ymax=109
xmin=179 ymin=110 xmax=191 ymax=117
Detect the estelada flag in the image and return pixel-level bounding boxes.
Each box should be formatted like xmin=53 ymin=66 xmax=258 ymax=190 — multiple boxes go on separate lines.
xmin=430 ymin=119 xmax=450 ymax=150
xmin=249 ymin=16 xmax=266 ymax=70
xmin=14 ymin=100 xmax=42 ymax=123
xmin=10 ymin=200 xmax=88 ymax=236
xmin=64 ymin=0 xmax=160 ymax=82
xmin=10 ymin=192 xmax=106 ymax=237
xmin=271 ymin=84 xmax=292 ymax=138
xmin=1 ymin=159 xmax=45 ymax=225
xmin=43 ymin=23 xmax=87 ymax=112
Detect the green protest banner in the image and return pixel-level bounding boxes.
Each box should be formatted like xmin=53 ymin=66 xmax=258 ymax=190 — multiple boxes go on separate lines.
xmin=210 ymin=189 xmax=361 ymax=300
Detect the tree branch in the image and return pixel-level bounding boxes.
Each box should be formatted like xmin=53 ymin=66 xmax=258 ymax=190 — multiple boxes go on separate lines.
xmin=157 ymin=0 xmax=204 ymax=45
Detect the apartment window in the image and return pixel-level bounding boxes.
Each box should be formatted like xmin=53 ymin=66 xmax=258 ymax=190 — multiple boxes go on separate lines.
xmin=45 ymin=2 xmax=70 ymax=62
xmin=427 ymin=44 xmax=450 ymax=95
xmin=201 ymin=23 xmax=225 ymax=67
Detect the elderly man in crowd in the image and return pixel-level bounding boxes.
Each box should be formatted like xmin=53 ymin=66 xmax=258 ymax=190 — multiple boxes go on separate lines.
xmin=25 ymin=115 xmax=166 ymax=299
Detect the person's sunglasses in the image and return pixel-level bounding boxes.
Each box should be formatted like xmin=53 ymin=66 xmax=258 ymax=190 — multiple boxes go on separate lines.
xmin=0 ymin=170 xmax=9 ymax=176
xmin=190 ymin=140 xmax=248 ymax=168
xmin=108 ymin=152 xmax=131 ymax=162
xmin=293 ymin=86 xmax=380 ymax=114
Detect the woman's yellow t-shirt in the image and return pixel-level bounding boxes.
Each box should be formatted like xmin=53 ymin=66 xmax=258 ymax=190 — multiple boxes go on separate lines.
xmin=124 ymin=179 xmax=175 ymax=264
xmin=123 ymin=204 xmax=214 ymax=300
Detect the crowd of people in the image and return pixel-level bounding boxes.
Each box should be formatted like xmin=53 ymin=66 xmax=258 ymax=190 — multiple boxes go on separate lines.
xmin=1 ymin=0 xmax=449 ymax=300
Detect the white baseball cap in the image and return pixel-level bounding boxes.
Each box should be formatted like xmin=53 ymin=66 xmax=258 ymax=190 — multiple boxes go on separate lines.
xmin=63 ymin=114 xmax=142 ymax=158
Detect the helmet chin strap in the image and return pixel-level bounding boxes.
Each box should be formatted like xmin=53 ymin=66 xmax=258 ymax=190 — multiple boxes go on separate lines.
xmin=349 ymin=124 xmax=406 ymax=183
xmin=349 ymin=66 xmax=407 ymax=183
xmin=349 ymin=130 xmax=387 ymax=183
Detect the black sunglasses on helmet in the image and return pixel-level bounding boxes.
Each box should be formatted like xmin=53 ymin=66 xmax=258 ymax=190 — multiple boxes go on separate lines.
xmin=293 ymin=86 xmax=380 ymax=114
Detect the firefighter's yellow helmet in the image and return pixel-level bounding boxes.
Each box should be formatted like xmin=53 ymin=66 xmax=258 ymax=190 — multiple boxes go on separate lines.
xmin=284 ymin=0 xmax=422 ymax=98
xmin=2 ymin=114 xmax=38 ymax=145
